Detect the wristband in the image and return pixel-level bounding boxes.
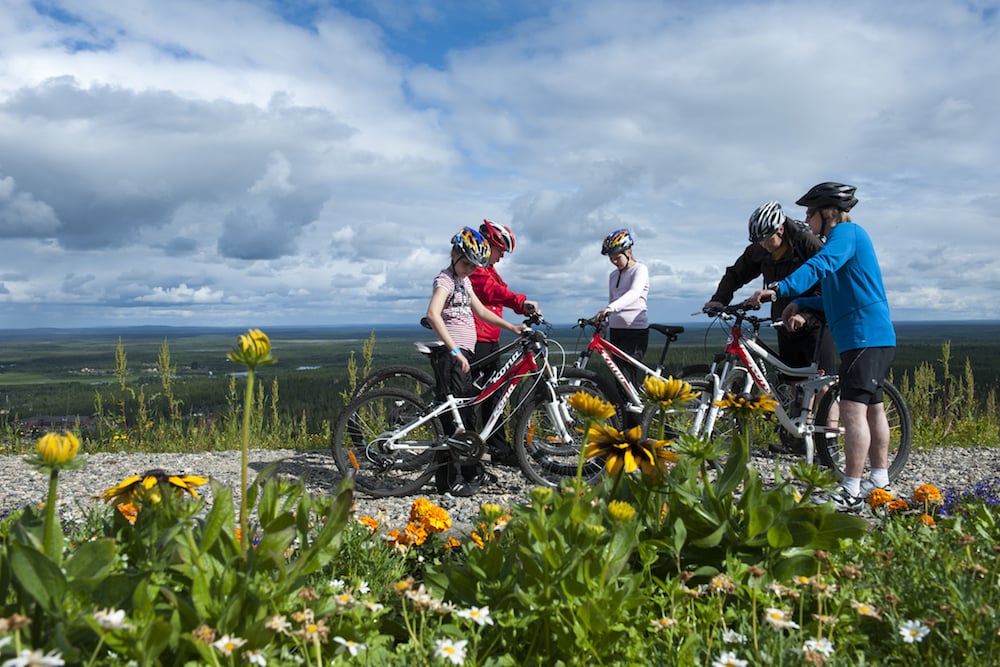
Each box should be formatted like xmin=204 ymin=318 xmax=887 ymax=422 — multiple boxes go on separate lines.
xmin=451 ymin=347 xmax=460 ymax=356
xmin=766 ymin=281 xmax=781 ymax=298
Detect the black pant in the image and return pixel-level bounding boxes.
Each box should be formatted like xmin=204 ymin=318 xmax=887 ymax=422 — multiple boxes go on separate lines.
xmin=471 ymin=340 xmax=510 ymax=451
xmin=610 ymin=327 xmax=649 ymax=389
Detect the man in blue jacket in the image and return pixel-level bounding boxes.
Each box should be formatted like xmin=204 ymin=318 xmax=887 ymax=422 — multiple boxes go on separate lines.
xmin=750 ymin=182 xmax=895 ymax=512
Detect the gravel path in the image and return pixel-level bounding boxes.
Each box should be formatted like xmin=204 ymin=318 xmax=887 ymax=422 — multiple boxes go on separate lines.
xmin=3 ymin=446 xmax=999 ymax=533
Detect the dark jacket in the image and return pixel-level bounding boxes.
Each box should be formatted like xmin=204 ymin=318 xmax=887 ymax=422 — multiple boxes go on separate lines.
xmin=711 ymin=221 xmax=823 ymax=320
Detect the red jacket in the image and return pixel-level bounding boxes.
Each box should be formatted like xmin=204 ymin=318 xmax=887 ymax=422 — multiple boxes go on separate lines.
xmin=469 ymin=266 xmax=529 ymax=343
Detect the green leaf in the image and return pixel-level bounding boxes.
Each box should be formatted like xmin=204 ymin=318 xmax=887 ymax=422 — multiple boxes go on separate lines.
xmin=690 ymin=522 xmax=727 ymax=549
xmin=9 ymin=541 xmax=68 ymax=615
xmin=65 ymin=538 xmax=116 ymax=592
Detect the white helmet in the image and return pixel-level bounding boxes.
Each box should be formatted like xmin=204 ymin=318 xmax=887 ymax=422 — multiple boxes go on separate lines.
xmin=748 ymin=201 xmax=786 ymax=243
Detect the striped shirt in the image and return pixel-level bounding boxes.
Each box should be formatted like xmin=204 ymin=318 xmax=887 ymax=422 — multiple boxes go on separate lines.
xmin=433 ymin=269 xmax=477 ymax=352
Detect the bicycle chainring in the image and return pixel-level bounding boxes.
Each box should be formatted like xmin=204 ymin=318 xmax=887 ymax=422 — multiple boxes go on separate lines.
xmin=446 ymin=431 xmax=486 ymax=462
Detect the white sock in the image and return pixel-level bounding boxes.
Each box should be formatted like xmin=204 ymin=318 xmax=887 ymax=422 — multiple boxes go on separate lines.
xmin=870 ymin=468 xmax=890 ymax=488
xmin=842 ymin=476 xmax=862 ymax=496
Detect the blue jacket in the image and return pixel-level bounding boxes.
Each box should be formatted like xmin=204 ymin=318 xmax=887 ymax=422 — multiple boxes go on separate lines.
xmin=776 ymin=222 xmax=895 ymax=352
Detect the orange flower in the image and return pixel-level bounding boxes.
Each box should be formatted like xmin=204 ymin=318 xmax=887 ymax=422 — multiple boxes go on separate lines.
xmin=913 ymin=484 xmax=943 ymax=505
xmin=886 ymin=499 xmax=909 ymax=512
xmin=358 ymin=516 xmax=380 ymax=534
xmin=866 ymin=488 xmax=894 ymax=510
xmin=409 ymin=498 xmax=451 ymax=533
xmin=116 ymin=502 xmax=138 ymax=524
xmin=920 ymin=514 xmax=937 ymax=527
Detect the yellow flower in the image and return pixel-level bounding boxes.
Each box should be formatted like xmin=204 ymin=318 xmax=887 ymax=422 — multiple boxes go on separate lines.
xmin=566 ymin=391 xmax=616 ymax=421
xmin=866 ymin=488 xmax=894 ymax=510
xmin=227 ymin=328 xmax=276 ymax=368
xmin=713 ymin=392 xmax=779 ymax=413
xmin=607 ymin=500 xmax=636 ymax=523
xmin=583 ymin=424 xmax=670 ymax=476
xmin=35 ymin=431 xmax=80 ymax=465
xmin=116 ymin=503 xmax=138 ymax=524
xmin=98 ymin=469 xmax=209 ymax=506
xmin=643 ymin=376 xmax=701 ymax=407
xmin=913 ymin=484 xmax=943 ymax=505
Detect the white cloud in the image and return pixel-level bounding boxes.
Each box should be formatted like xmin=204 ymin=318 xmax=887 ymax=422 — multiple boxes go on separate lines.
xmin=0 ymin=0 xmax=997 ymax=327
xmin=134 ymin=283 xmax=224 ymax=304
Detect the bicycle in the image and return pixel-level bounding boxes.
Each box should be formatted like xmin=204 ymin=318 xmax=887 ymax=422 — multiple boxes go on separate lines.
xmin=332 ymin=316 xmax=616 ymax=496
xmin=668 ymin=303 xmax=912 ymax=481
xmin=568 ymin=315 xmax=710 ymax=422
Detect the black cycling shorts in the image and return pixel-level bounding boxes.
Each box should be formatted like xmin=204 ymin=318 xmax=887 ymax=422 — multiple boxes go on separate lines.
xmin=838 ymin=346 xmax=895 ymax=404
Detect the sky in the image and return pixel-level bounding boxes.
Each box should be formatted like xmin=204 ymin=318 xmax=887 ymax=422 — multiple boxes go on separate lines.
xmin=0 ymin=0 xmax=998 ymax=330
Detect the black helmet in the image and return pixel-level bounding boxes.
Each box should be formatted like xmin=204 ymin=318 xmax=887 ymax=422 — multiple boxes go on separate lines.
xmin=795 ymin=182 xmax=858 ymax=211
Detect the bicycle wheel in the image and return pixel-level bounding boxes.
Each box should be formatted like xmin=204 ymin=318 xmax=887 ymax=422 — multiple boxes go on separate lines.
xmin=332 ymin=387 xmax=443 ymax=497
xmin=355 ymin=365 xmax=434 ymax=399
xmin=813 ymin=379 xmax=912 ymax=481
xmin=512 ymin=383 xmax=619 ymax=487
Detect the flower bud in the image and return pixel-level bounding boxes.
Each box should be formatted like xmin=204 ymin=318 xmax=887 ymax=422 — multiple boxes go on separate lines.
xmin=36 ymin=431 xmax=80 ymax=465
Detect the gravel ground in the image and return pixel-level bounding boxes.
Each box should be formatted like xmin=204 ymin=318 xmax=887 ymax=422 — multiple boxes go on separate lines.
xmin=3 ymin=446 xmax=999 ymax=533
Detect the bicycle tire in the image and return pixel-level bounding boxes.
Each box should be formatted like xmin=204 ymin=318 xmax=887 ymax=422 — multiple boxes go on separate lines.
xmin=813 ymin=379 xmax=912 ymax=481
xmin=355 ymin=365 xmax=435 ymax=399
xmin=512 ymin=383 xmax=618 ymax=488
xmin=332 ymin=387 xmax=443 ymax=497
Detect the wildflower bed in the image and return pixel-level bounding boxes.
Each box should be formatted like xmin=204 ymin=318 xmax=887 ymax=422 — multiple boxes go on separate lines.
xmin=1 ymin=331 xmax=998 ymax=666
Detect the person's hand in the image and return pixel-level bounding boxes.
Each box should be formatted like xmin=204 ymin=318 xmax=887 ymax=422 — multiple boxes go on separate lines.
xmin=511 ymin=323 xmax=527 ymax=335
xmin=781 ymin=302 xmax=801 ymax=330
xmin=785 ymin=313 xmax=809 ymax=332
xmin=747 ymin=290 xmax=775 ymax=307
xmin=703 ymin=300 xmax=724 ymax=311
xmin=594 ymin=308 xmax=610 ymax=322
xmin=524 ymin=300 xmax=540 ymax=315
xmin=456 ymin=351 xmax=470 ymax=373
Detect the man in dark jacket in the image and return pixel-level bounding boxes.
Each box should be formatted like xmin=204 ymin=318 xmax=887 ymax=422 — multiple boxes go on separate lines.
xmin=705 ymin=201 xmax=834 ymax=372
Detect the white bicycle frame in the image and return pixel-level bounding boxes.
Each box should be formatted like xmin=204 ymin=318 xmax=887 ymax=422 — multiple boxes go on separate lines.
xmin=377 ymin=333 xmax=575 ymax=453
xmin=693 ymin=317 xmax=840 ymax=463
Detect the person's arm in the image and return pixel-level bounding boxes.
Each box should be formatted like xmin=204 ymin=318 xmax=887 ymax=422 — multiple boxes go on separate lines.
xmin=749 ymin=226 xmax=858 ymax=306
xmin=709 ymin=246 xmax=764 ymax=305
xmin=426 ymin=286 xmax=470 ymax=373
xmin=470 ymin=290 xmax=525 ymax=335
xmin=469 ymin=268 xmax=538 ymax=315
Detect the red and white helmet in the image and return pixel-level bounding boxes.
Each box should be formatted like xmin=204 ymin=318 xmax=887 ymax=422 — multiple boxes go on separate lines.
xmin=479 ymin=219 xmax=516 ymax=253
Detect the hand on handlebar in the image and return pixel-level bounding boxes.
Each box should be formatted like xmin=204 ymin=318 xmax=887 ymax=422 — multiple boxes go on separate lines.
xmin=747 ymin=289 xmax=777 ymax=307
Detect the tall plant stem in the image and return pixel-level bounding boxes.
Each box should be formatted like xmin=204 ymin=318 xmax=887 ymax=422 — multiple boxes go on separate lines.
xmin=239 ymin=367 xmax=256 ymax=555
xmin=43 ymin=469 xmax=62 ymax=564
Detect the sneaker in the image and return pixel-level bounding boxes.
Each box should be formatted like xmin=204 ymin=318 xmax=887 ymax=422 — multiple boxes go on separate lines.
xmin=826 ymin=487 xmax=865 ymax=513
xmin=447 ymin=479 xmax=481 ymax=497
xmin=859 ymin=479 xmax=893 ymax=497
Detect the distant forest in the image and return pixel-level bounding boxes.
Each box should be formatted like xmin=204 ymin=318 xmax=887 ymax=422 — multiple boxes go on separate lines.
xmin=1 ymin=321 xmax=998 ymax=433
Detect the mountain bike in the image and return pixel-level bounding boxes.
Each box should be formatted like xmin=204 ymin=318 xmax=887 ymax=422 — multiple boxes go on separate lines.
xmin=568 ymin=315 xmax=710 ymax=422
xmin=668 ymin=303 xmax=912 ymax=481
xmin=332 ymin=317 xmax=616 ymax=496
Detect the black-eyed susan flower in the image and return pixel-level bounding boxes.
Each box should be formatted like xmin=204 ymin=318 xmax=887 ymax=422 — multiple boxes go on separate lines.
xmin=227 ymin=328 xmax=277 ymax=369
xmin=98 ymin=469 xmax=208 ymax=506
xmin=566 ymin=391 xmax=616 ymax=421
xmin=583 ymin=424 xmax=674 ymax=476
xmin=713 ymin=392 xmax=779 ymax=414
xmin=643 ymin=376 xmax=701 ymax=407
